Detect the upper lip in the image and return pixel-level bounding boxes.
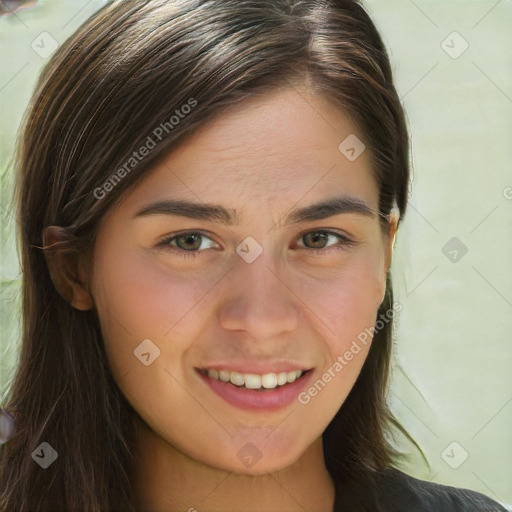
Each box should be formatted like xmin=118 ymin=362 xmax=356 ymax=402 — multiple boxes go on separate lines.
xmin=196 ymin=361 xmax=313 ymax=374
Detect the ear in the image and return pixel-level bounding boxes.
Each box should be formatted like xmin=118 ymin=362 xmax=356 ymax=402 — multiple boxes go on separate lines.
xmin=384 ymin=216 xmax=398 ymax=273
xmin=42 ymin=226 xmax=94 ymax=311
xmin=377 ymin=216 xmax=398 ymax=306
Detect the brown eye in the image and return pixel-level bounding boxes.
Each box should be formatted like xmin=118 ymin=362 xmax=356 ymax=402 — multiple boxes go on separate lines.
xmin=155 ymin=231 xmax=218 ymax=259
xmin=298 ymin=230 xmax=356 ymax=253
xmin=302 ymin=231 xmax=330 ymax=249
xmin=174 ymin=233 xmax=203 ymax=251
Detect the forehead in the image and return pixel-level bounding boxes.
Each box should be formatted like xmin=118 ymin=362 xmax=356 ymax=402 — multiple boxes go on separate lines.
xmin=117 ymin=87 xmax=378 ymax=216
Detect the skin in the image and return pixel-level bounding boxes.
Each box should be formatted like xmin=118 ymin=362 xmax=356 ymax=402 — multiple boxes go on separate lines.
xmin=44 ymin=86 xmax=397 ymax=511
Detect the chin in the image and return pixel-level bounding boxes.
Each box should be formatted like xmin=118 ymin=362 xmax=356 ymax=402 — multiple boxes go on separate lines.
xmin=213 ymin=436 xmax=308 ymax=476
xmin=229 ymin=454 xmax=302 ymax=476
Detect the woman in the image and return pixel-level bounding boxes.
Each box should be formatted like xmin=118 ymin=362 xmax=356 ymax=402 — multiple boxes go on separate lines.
xmin=0 ymin=0 xmax=508 ymax=510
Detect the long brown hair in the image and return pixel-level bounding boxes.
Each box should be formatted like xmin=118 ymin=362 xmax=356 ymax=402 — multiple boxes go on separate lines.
xmin=0 ymin=1 xmax=410 ymax=510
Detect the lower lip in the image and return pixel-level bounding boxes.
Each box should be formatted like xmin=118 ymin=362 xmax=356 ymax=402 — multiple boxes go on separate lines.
xmin=197 ymin=370 xmax=313 ymax=411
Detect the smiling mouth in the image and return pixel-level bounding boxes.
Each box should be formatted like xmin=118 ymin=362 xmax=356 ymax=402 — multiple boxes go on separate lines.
xmin=196 ymin=368 xmax=311 ymax=391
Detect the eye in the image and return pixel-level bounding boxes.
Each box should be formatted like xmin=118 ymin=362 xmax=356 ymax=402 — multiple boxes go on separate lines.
xmin=297 ymin=229 xmax=356 ymax=255
xmin=154 ymin=229 xmax=356 ymax=259
xmin=155 ymin=231 xmax=219 ymax=259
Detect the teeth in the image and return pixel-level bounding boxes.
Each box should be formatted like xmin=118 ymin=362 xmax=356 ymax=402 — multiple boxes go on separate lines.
xmin=206 ymin=368 xmax=304 ymax=389
xmin=230 ymin=371 xmax=244 ymax=387
xmin=287 ymin=371 xmax=299 ymax=383
xmin=244 ymin=374 xmax=261 ymax=389
xmin=277 ymin=372 xmax=288 ymax=386
xmin=219 ymin=369 xmax=230 ymax=382
xmin=261 ymin=373 xmax=277 ymax=389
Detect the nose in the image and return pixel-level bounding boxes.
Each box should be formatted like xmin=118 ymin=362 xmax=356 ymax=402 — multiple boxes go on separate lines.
xmin=217 ymin=246 xmax=299 ymax=340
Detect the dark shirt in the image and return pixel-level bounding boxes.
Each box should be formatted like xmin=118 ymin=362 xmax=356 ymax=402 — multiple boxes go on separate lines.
xmin=333 ymin=468 xmax=510 ymax=511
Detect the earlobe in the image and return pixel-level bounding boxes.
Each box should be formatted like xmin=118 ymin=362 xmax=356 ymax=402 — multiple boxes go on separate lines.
xmin=42 ymin=226 xmax=94 ymax=311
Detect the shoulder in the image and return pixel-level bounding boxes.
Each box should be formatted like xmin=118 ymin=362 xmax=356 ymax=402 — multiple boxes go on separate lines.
xmin=373 ymin=468 xmax=509 ymax=512
xmin=334 ymin=467 xmax=510 ymax=512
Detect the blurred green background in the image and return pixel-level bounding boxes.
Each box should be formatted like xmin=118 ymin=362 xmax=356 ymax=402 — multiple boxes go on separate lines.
xmin=1 ymin=0 xmax=511 ymax=506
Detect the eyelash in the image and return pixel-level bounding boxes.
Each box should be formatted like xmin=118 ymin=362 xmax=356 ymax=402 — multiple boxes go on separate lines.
xmin=155 ymin=229 xmax=356 ymax=259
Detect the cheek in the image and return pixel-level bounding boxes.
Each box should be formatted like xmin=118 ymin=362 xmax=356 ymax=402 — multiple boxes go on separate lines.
xmin=90 ymin=248 xmax=215 ymax=371
xmin=295 ymin=253 xmax=386 ymax=345
xmin=293 ymin=256 xmax=384 ymax=413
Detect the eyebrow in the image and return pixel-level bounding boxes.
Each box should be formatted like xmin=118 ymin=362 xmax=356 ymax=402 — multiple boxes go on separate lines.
xmin=133 ymin=195 xmax=376 ymax=226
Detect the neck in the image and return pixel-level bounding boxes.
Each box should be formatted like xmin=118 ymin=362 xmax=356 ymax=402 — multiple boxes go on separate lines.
xmin=131 ymin=415 xmax=336 ymax=512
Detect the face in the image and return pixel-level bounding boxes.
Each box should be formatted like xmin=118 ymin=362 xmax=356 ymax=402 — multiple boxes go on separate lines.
xmin=87 ymin=87 xmax=394 ymax=475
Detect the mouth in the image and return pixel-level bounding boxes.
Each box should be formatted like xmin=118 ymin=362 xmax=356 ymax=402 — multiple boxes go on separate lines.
xmin=196 ymin=368 xmax=310 ymax=391
xmin=195 ymin=367 xmax=314 ymax=410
